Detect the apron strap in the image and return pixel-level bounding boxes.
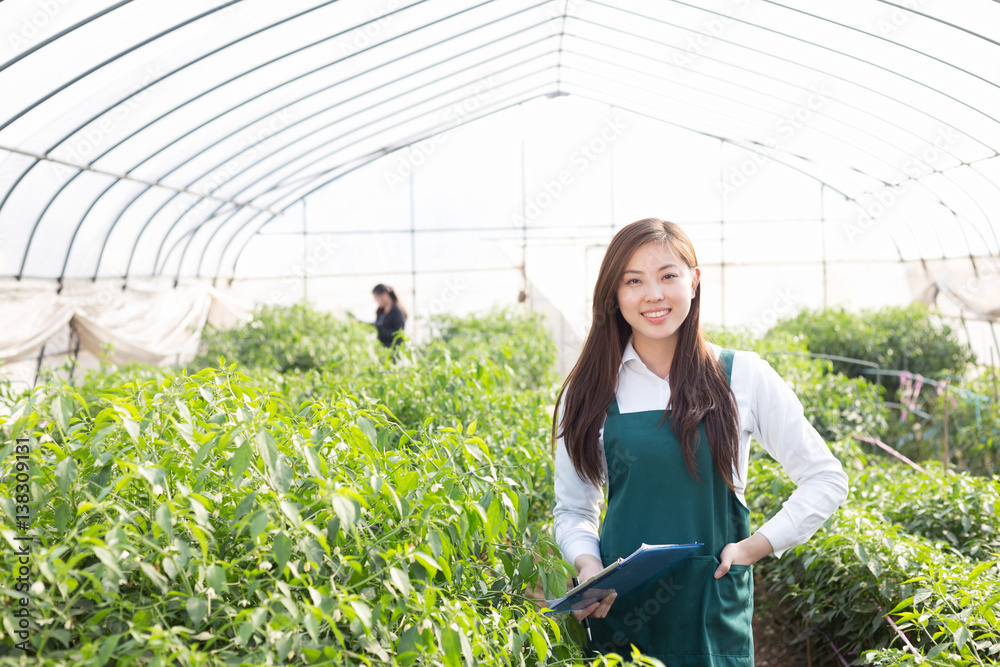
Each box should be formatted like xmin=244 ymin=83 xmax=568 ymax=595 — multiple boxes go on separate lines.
xmin=719 ymin=348 xmax=735 ymax=384
xmin=607 ymin=348 xmax=735 ymax=415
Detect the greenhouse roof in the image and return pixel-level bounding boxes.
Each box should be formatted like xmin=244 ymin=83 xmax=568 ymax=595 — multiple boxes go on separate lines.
xmin=1 ymin=0 xmax=999 ymax=285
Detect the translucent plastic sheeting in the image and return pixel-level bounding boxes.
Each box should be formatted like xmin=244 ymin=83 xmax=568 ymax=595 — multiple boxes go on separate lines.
xmin=1 ymin=0 xmax=999 ymax=372
xmin=2 ymin=0 xmax=999 ymax=284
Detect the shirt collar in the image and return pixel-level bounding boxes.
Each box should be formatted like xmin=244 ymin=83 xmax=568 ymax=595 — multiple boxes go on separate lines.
xmin=620 ymin=336 xmax=724 ymax=372
xmin=620 ymin=336 xmax=644 ymax=371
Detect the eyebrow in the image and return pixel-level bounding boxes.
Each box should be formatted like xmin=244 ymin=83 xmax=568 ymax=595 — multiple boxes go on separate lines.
xmin=623 ymin=264 xmax=679 ymax=274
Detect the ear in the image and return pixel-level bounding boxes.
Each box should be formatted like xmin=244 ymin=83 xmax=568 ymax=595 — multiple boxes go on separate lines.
xmin=691 ymin=266 xmax=701 ymax=299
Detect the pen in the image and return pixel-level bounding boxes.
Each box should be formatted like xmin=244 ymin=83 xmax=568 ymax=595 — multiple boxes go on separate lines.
xmin=572 ymin=576 xmax=592 ymax=642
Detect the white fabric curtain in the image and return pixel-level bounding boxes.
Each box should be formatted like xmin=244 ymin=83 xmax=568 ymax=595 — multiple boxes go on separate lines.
xmin=0 ymin=279 xmax=251 ymax=367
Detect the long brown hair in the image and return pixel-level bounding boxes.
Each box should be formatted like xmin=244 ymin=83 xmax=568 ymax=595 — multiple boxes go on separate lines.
xmin=553 ymin=218 xmax=741 ymax=491
xmin=373 ymin=283 xmax=408 ymax=320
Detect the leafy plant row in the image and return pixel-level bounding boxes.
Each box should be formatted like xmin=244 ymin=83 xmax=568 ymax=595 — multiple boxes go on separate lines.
xmin=749 ymin=442 xmax=1000 ymax=665
xmin=0 ymin=308 xmax=596 ymax=666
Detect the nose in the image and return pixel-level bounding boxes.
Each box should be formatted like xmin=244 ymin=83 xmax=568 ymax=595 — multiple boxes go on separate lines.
xmin=644 ymin=283 xmax=664 ymax=302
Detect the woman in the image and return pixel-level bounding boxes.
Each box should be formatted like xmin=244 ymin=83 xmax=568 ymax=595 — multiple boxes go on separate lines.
xmin=370 ymin=284 xmax=406 ymax=349
xmin=553 ymin=218 xmax=849 ymax=664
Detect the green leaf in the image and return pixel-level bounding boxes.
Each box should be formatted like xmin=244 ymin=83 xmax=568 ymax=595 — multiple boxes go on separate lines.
xmin=485 ymin=496 xmax=503 ymax=540
xmin=396 ymin=625 xmax=422 ymax=665
xmin=257 ymin=429 xmax=278 ymax=472
xmin=55 ymin=457 xmax=78 ymax=496
xmin=154 ymin=504 xmax=172 ymax=540
xmin=249 ymin=510 xmax=269 ymax=543
xmin=530 ymin=628 xmax=548 ymax=660
xmin=357 ymin=417 xmax=377 ymax=447
xmin=54 ymin=502 xmax=70 ymax=534
xmin=350 ymin=599 xmax=372 ymax=631
xmin=332 ymin=494 xmax=358 ymax=530
xmin=926 ymin=643 xmax=947 ymax=659
xmin=389 ymin=566 xmax=412 ymax=596
xmin=233 ymin=491 xmax=256 ymax=523
xmin=279 ymin=500 xmax=301 ymax=527
xmin=207 ymin=564 xmax=226 ymax=593
xmin=273 ymin=531 xmax=291 ymax=574
xmin=271 ymin=454 xmax=292 ymax=495
xmin=186 ymin=596 xmax=208 ymax=625
xmin=230 ymin=441 xmax=252 ymax=480
xmin=140 ymin=562 xmax=168 ymax=593
xmin=193 ymin=439 xmax=215 ymax=468
xmin=441 ymin=627 xmax=462 ymax=667
xmin=51 ymin=395 xmax=72 ymax=433
xmin=95 ymin=634 xmax=120 ymax=666
xmin=93 ymin=547 xmax=121 ymax=579
xmin=304 ymin=446 xmax=325 ymax=478
xmin=138 ymin=465 xmax=166 ymax=489
xmin=122 ymin=416 xmax=139 ymax=443
xmin=954 ymin=625 xmax=971 ymax=650
xmin=413 ymin=551 xmax=439 ymax=577
xmin=966 ymin=561 xmax=993 ymax=583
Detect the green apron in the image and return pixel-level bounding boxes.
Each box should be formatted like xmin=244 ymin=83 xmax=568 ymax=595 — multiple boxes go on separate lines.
xmin=588 ymin=349 xmax=754 ymax=666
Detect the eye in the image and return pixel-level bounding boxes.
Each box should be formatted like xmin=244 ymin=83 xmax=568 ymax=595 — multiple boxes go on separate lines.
xmin=662 ymin=274 xmax=677 ymax=280
xmin=625 ymin=278 xmax=640 ymax=285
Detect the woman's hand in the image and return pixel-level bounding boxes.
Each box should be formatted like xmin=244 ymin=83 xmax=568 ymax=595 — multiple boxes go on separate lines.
xmin=571 ymin=555 xmax=617 ymax=622
xmin=714 ymin=532 xmax=774 ymax=579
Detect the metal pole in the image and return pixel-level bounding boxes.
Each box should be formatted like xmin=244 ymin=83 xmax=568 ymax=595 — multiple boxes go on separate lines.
xmin=409 ymin=148 xmax=417 ymax=339
xmin=942 ymin=381 xmax=950 ymax=470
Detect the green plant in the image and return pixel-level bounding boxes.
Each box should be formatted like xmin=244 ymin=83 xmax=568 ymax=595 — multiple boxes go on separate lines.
xmin=769 ymin=304 xmax=976 ymax=398
xmin=706 ymin=328 xmax=889 ymax=442
xmin=193 ymin=303 xmax=377 ymax=374
xmin=748 ymin=441 xmax=1000 ymax=666
xmin=0 ymin=309 xmax=589 ymax=666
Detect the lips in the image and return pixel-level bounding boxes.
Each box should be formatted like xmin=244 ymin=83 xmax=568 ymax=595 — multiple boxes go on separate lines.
xmin=642 ymin=308 xmax=671 ymax=320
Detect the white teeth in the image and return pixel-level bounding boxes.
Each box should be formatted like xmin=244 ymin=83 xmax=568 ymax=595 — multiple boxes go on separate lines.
xmin=644 ymin=310 xmax=669 ymax=317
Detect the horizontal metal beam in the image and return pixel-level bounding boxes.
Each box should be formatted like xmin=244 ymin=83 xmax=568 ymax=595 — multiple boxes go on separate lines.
xmin=0 ymin=145 xmax=283 ymax=214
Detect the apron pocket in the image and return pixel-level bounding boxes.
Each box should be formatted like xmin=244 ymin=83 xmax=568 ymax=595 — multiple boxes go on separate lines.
xmin=667 ymin=555 xmax=753 ymax=658
xmin=706 ymin=557 xmax=753 ymax=657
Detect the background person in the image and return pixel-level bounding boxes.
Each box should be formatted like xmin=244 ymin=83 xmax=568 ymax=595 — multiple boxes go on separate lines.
xmin=369 ymin=283 xmax=406 ymax=349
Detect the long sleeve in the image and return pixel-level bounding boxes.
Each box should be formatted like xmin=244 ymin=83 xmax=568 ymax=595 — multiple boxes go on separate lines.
xmin=376 ymin=305 xmax=405 ymax=347
xmin=552 ymin=398 xmax=605 ymax=565
xmin=747 ymin=352 xmax=850 ymax=557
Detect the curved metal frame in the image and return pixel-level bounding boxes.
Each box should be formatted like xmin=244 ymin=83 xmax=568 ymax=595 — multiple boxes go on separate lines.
xmin=164 ymin=62 xmax=560 ymax=279
xmin=57 ymin=1 xmax=557 ymax=281
xmin=0 ymin=0 xmax=998 ymax=281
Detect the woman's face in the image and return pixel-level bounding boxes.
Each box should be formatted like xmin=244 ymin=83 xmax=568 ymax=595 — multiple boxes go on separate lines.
xmin=615 ymin=241 xmax=700 ymax=354
xmin=374 ymin=291 xmax=391 ymax=308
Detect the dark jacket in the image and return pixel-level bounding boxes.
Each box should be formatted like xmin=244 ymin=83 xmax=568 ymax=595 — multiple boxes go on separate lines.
xmin=375 ymin=303 xmax=405 ymax=348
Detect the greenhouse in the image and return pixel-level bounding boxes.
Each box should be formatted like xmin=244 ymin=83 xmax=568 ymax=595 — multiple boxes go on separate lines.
xmin=0 ymin=1 xmax=998 ymax=665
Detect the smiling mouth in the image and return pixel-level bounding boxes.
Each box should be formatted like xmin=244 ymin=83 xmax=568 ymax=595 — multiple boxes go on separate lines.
xmin=642 ymin=309 xmax=671 ymax=319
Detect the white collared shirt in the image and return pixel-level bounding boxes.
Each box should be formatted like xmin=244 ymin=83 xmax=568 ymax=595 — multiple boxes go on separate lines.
xmin=553 ymin=338 xmax=850 ymax=566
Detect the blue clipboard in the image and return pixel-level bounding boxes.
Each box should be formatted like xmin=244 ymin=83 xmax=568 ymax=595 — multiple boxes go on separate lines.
xmin=544 ymin=542 xmax=703 ymax=614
